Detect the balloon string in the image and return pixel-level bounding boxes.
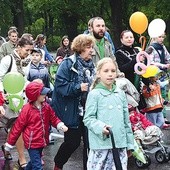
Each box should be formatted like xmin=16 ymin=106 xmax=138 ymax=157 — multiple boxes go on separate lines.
xmin=139 ymin=36 xmax=146 ymax=51
xmin=146 ymin=38 xmax=151 ymax=49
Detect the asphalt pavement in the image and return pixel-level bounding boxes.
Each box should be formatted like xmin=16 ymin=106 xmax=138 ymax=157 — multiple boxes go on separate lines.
xmin=1 ymin=126 xmax=170 ymax=170
xmin=1 ymin=107 xmax=170 ymax=170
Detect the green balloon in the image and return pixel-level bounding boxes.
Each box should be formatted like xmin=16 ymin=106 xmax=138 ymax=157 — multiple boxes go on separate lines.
xmin=7 ymin=95 xmax=24 ymax=112
xmin=3 ymin=72 xmax=25 ymax=94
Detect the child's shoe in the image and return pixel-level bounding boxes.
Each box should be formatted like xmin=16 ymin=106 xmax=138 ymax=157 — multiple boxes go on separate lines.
xmin=162 ymin=123 xmax=170 ymax=129
xmin=164 ymin=118 xmax=170 ymax=124
xmin=54 ymin=166 xmax=62 ymax=170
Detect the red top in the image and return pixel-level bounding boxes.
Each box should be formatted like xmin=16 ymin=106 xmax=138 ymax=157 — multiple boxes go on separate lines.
xmin=129 ymin=110 xmax=153 ymax=131
xmin=0 ymin=91 xmax=4 ymax=106
xmin=7 ymin=102 xmax=62 ymax=149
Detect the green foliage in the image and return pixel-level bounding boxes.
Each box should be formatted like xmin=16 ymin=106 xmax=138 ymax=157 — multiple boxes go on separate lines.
xmin=27 ymin=18 xmax=45 ymax=36
xmin=0 ymin=0 xmax=170 ymax=49
xmin=47 ymin=35 xmax=61 ymax=51
xmin=0 ymin=1 xmax=13 ymax=36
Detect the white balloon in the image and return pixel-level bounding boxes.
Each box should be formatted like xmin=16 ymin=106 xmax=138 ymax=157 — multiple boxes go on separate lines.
xmin=148 ymin=18 xmax=166 ymax=38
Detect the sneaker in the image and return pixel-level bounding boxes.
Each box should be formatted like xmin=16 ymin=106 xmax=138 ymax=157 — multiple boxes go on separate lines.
xmin=162 ymin=123 xmax=170 ymax=129
xmin=164 ymin=118 xmax=170 ymax=124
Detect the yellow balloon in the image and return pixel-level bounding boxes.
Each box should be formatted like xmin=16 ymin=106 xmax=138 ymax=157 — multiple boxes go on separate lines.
xmin=129 ymin=12 xmax=148 ymax=34
xmin=142 ymin=65 xmax=159 ymax=78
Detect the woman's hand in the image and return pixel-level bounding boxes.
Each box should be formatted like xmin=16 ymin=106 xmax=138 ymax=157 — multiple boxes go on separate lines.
xmin=80 ymin=83 xmax=89 ymax=92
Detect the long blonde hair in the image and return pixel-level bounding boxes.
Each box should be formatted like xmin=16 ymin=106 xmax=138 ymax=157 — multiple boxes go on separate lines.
xmin=91 ymin=58 xmax=118 ymax=90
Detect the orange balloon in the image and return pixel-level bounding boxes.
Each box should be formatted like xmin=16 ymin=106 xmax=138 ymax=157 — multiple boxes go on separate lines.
xmin=129 ymin=12 xmax=148 ymax=34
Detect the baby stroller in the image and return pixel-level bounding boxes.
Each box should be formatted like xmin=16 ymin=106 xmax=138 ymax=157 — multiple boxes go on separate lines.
xmin=134 ymin=134 xmax=170 ymax=168
xmin=115 ymin=78 xmax=170 ymax=168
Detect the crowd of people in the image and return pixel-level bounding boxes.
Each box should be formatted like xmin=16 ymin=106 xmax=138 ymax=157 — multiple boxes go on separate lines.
xmin=0 ymin=16 xmax=170 ymax=170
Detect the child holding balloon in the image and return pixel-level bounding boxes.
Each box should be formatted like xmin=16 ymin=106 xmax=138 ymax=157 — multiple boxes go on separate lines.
xmin=4 ymin=81 xmax=68 ymax=170
xmin=146 ymin=32 xmax=170 ymax=124
xmin=142 ymin=75 xmax=170 ymax=129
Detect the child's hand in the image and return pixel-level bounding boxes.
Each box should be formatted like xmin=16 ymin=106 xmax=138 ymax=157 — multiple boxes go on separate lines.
xmin=4 ymin=143 xmax=13 ymax=152
xmin=102 ymin=125 xmax=112 ymax=135
xmin=60 ymin=125 xmax=68 ymax=132
xmin=0 ymin=106 xmax=5 ymax=116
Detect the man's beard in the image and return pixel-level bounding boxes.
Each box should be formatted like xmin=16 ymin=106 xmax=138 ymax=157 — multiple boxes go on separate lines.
xmin=93 ymin=31 xmax=104 ymax=39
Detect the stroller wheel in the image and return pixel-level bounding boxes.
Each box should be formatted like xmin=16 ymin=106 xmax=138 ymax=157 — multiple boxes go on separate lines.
xmin=155 ymin=150 xmax=169 ymax=163
xmin=135 ymin=154 xmax=151 ymax=168
xmin=164 ymin=151 xmax=170 ymax=162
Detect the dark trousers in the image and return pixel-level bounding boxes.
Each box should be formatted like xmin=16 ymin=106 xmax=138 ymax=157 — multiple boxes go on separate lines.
xmin=26 ymin=148 xmax=43 ymax=170
xmin=54 ymin=119 xmax=89 ymax=170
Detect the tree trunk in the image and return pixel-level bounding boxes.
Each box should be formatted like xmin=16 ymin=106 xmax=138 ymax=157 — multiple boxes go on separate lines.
xmin=10 ymin=0 xmax=24 ymax=36
xmin=109 ymin=0 xmax=123 ymax=49
xmin=49 ymin=14 xmax=54 ymax=36
xmin=62 ymin=13 xmax=78 ymax=41
xmin=44 ymin=11 xmax=48 ymax=35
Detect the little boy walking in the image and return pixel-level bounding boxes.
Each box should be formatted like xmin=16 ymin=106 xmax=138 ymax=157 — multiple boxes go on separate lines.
xmin=4 ymin=81 xmax=68 ymax=170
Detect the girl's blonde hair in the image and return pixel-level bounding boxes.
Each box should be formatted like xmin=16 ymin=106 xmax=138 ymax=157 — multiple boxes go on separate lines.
xmin=91 ymin=57 xmax=118 ymax=90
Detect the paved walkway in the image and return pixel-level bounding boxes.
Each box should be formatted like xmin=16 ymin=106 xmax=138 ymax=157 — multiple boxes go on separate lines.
xmin=1 ymin=120 xmax=170 ymax=170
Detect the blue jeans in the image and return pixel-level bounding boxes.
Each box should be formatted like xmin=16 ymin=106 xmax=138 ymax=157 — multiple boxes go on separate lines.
xmin=146 ymin=111 xmax=164 ymax=128
xmin=25 ymin=148 xmax=43 ymax=170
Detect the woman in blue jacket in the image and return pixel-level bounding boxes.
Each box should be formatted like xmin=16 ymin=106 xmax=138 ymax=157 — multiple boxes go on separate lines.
xmin=51 ymin=34 xmax=96 ymax=170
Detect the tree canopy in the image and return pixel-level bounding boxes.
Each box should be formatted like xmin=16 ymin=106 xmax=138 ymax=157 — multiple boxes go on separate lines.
xmin=0 ymin=0 xmax=169 ymax=50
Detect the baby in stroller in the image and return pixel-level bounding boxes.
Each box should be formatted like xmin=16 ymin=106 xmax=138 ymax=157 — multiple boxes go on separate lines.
xmin=128 ymin=104 xmax=163 ymax=145
xmin=116 ymin=77 xmax=170 ymax=167
xmin=128 ymin=104 xmax=170 ymax=167
xmin=115 ymin=77 xmax=163 ymax=145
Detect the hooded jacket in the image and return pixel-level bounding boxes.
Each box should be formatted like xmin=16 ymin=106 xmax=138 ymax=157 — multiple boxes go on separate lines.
xmin=51 ymin=54 xmax=82 ymax=128
xmin=142 ymin=83 xmax=163 ymax=112
xmin=83 ymin=83 xmax=134 ymax=150
xmin=6 ymin=82 xmax=64 ymax=149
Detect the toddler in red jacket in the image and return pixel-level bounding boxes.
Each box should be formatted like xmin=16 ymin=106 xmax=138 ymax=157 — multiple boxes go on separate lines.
xmin=128 ymin=104 xmax=163 ymax=145
xmin=4 ymin=81 xmax=68 ymax=170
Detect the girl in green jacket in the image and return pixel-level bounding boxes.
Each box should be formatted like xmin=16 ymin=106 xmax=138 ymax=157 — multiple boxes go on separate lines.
xmin=83 ymin=57 xmax=134 ymax=170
